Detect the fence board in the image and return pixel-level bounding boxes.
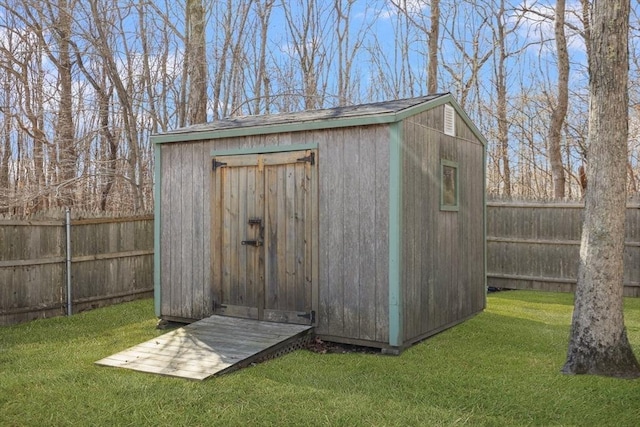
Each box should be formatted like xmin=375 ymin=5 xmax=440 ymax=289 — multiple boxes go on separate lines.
xmin=487 ymin=202 xmax=640 ymax=296
xmin=0 ymin=214 xmax=153 ymax=325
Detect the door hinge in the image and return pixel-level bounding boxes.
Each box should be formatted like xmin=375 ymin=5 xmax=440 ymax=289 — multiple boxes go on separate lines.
xmin=297 ymin=310 xmax=315 ymax=323
xmin=212 ymin=159 xmax=227 ymax=170
xmin=213 ymin=301 xmax=227 ymax=311
xmin=296 ymin=152 xmax=315 ymax=166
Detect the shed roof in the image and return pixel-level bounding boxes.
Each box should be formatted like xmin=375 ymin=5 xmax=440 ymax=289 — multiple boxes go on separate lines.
xmin=151 ymin=93 xmax=486 ymax=145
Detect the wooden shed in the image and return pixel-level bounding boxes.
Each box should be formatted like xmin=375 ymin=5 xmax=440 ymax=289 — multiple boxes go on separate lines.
xmin=151 ymin=93 xmax=486 ymax=353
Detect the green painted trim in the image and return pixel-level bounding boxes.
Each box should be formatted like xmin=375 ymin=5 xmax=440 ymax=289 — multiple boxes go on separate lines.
xmin=388 ymin=122 xmax=403 ymax=348
xmin=440 ymin=159 xmax=460 ymax=212
xmin=151 ymin=114 xmax=398 ymax=144
xmin=211 ymin=142 xmax=318 ymax=157
xmin=153 ymin=145 xmax=162 ymax=317
xmin=483 ymin=143 xmax=488 ymax=306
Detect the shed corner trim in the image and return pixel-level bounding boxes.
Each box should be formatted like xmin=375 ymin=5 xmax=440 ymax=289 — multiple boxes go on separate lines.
xmin=388 ymin=121 xmax=404 ymax=347
xmin=153 ymin=144 xmax=162 ymax=317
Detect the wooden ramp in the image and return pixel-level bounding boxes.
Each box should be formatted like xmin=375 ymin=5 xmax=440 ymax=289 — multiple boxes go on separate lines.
xmin=95 ymin=315 xmax=313 ymax=380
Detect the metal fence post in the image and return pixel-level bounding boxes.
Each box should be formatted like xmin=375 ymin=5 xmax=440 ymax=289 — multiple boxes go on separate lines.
xmin=65 ymin=207 xmax=72 ymax=316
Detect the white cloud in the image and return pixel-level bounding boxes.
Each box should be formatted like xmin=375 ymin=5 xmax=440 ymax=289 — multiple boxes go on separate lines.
xmin=379 ymin=0 xmax=429 ymax=20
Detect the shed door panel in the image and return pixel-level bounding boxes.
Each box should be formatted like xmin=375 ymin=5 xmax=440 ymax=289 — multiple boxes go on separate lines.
xmin=211 ymin=150 xmax=314 ymax=325
xmin=263 ymin=160 xmax=313 ymax=324
xmin=212 ymin=161 xmax=263 ymax=319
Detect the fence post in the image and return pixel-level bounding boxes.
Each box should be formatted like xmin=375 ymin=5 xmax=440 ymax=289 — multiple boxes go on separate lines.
xmin=65 ymin=207 xmax=72 ymax=316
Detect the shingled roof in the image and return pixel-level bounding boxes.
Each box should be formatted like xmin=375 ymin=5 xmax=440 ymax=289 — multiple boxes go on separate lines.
xmin=151 ymin=93 xmax=484 ymax=144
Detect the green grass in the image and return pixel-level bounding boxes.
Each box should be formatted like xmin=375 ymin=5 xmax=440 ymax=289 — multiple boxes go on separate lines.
xmin=1 ymin=291 xmax=639 ymax=426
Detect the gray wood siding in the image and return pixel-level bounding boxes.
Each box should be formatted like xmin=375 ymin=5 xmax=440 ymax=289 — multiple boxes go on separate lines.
xmin=401 ymin=106 xmax=485 ymax=343
xmin=159 ymin=129 xmax=389 ymax=343
xmin=160 ymin=142 xmax=211 ymax=320
xmin=158 ymin=106 xmax=485 ymax=348
xmin=317 ymin=125 xmax=390 ymax=343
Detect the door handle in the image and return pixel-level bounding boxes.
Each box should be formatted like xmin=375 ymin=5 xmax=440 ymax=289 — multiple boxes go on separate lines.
xmin=241 ymin=240 xmax=263 ymax=247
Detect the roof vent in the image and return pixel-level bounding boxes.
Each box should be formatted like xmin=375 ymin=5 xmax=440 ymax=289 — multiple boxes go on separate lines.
xmin=444 ymin=104 xmax=455 ymax=136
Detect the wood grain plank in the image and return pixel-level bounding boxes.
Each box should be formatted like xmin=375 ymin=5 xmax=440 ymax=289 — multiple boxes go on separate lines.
xmin=160 ymin=146 xmax=173 ymax=317
xmin=245 ymin=165 xmax=259 ymax=310
xmin=202 ymin=143 xmax=214 ymax=317
xmin=402 ymin=120 xmax=418 ymax=341
xmin=309 ymin=148 xmax=319 ymax=327
xmin=343 ymin=128 xmax=361 ymax=339
xmin=181 ymin=143 xmax=194 ymax=318
xmin=264 ymin=165 xmax=280 ymax=313
xmin=294 ymin=159 xmax=310 ymax=313
xmin=221 ymin=167 xmax=233 ymax=309
xmin=358 ymin=130 xmax=377 ymax=341
xmin=228 ymin=167 xmax=240 ymax=306
xmin=237 ymin=167 xmax=248 ymax=306
xmin=211 ymin=151 xmax=224 ymax=308
xmin=285 ymin=162 xmax=297 ymax=312
xmin=96 ymin=315 xmax=312 ymax=380
xmin=326 ymin=128 xmax=345 ymax=337
xmin=191 ymin=142 xmax=205 ymax=318
xmin=168 ymin=144 xmax=182 ymax=317
xmin=374 ymin=125 xmax=390 ymax=343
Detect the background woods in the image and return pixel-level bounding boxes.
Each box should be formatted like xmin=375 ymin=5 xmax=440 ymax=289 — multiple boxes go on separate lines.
xmin=2 ymin=0 xmax=640 ymax=214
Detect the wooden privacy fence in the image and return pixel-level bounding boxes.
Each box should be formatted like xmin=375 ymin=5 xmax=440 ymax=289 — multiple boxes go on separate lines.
xmin=0 ymin=212 xmax=154 ymax=326
xmin=487 ymin=201 xmax=640 ymax=297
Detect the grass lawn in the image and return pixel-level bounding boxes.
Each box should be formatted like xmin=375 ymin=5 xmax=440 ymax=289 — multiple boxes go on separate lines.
xmin=1 ymin=291 xmax=639 ymax=426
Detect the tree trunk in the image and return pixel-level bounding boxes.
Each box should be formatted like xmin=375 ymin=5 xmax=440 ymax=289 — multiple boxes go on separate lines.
xmin=496 ymin=0 xmax=511 ymax=196
xmin=55 ymin=0 xmax=77 ymax=207
xmin=562 ymin=0 xmax=640 ymax=379
xmin=548 ymin=0 xmax=568 ymax=199
xmin=187 ymin=0 xmax=208 ymax=125
xmin=427 ymin=0 xmax=439 ymax=94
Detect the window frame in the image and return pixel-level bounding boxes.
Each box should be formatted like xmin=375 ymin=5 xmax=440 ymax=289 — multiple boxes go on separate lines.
xmin=440 ymin=159 xmax=459 ymax=212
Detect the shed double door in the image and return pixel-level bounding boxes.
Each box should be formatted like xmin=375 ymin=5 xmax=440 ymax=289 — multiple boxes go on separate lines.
xmin=211 ymin=150 xmax=316 ymax=325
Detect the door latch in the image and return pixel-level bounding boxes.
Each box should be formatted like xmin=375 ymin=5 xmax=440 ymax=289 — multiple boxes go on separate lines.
xmin=241 ymin=240 xmax=263 ymax=247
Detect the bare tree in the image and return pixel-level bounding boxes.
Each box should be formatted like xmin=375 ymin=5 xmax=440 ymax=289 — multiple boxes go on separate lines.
xmin=440 ymin=0 xmax=494 ymax=110
xmin=562 ymin=0 xmax=640 ymax=378
xmin=548 ymin=0 xmax=569 ymax=199
xmin=334 ymin=0 xmax=369 ymax=106
xmin=86 ymin=0 xmax=144 ymax=211
xmin=389 ymin=0 xmax=440 ymax=93
xmin=280 ymin=0 xmax=332 ymax=110
xmin=253 ymin=0 xmax=275 ymax=114
xmin=494 ymin=0 xmax=512 ymax=196
xmin=186 ymin=0 xmax=208 ymax=124
xmin=210 ymin=0 xmax=253 ymax=118
xmin=50 ymin=0 xmax=77 ymax=206
xmin=428 ymin=0 xmax=439 ymax=93
xmin=0 ymin=1 xmax=51 ymax=212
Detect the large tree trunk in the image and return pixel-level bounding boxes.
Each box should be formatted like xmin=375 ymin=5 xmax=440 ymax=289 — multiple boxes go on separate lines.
xmin=495 ymin=0 xmax=511 ymax=196
xmin=187 ymin=0 xmax=208 ymax=125
xmin=548 ymin=0 xmax=568 ymax=199
xmin=427 ymin=0 xmax=439 ymax=94
xmin=562 ymin=0 xmax=640 ymax=378
xmin=55 ymin=0 xmax=77 ymax=207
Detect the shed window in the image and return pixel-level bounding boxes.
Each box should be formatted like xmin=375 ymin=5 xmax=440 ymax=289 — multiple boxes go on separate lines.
xmin=441 ymin=159 xmax=459 ymax=211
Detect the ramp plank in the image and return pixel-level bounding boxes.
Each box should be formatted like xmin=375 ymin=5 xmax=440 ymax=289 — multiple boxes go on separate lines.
xmin=96 ymin=315 xmax=312 ymax=380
